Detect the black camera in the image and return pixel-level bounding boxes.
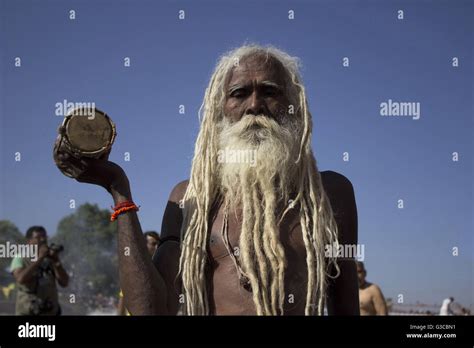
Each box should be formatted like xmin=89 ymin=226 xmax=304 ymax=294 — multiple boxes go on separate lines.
xmin=49 ymin=243 xmax=64 ymax=253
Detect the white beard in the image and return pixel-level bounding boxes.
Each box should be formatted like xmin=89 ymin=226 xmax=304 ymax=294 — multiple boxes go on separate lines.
xmin=216 ymin=114 xmax=300 ymax=207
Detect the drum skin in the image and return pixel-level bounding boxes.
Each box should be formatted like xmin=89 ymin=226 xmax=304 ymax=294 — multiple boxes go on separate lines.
xmin=54 ymin=107 xmax=116 ymax=178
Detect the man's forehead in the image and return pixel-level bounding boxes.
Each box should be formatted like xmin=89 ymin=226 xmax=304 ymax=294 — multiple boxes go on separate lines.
xmin=227 ymin=54 xmax=287 ymax=86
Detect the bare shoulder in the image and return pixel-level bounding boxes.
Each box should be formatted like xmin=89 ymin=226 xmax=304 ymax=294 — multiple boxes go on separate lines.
xmin=319 ymin=170 xmax=356 ymax=215
xmin=368 ymin=283 xmax=384 ymax=296
xmin=168 ymin=179 xmax=190 ymax=203
xmin=320 ymin=170 xmax=355 ymax=196
xmin=319 ymin=170 xmax=357 ymax=245
xmin=159 ymin=179 xmax=189 ymax=240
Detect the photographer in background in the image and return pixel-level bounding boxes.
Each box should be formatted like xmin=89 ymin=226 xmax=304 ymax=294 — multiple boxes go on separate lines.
xmin=10 ymin=226 xmax=69 ymax=315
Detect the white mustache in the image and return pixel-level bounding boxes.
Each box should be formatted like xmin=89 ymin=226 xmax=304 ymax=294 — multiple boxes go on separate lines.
xmin=223 ymin=115 xmax=281 ymax=141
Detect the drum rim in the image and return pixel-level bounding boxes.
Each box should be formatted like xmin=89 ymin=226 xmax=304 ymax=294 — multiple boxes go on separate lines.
xmin=60 ymin=107 xmax=117 ymax=156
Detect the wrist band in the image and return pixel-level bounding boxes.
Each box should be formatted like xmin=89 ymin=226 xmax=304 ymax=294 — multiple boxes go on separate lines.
xmin=111 ymin=201 xmax=139 ymax=221
xmin=111 ymin=201 xmax=137 ymax=210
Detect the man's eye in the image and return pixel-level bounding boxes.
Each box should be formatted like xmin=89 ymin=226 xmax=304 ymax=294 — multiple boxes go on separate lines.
xmin=230 ymin=90 xmax=246 ymax=98
xmin=263 ymin=87 xmax=279 ymax=97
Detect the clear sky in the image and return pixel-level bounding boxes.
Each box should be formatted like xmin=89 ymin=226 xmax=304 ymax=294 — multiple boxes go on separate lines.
xmin=1 ymin=0 xmax=472 ymax=308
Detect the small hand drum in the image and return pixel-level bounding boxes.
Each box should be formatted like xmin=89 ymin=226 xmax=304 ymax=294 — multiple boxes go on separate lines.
xmin=54 ymin=107 xmax=116 ymax=178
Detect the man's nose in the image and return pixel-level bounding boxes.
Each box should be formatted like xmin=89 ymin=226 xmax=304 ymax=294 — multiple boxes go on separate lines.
xmin=245 ymin=91 xmax=268 ymax=116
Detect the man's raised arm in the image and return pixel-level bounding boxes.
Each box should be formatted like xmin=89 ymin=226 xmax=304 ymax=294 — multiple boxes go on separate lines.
xmin=53 ymin=141 xmax=169 ymax=315
xmin=112 ymin=181 xmax=169 ymax=315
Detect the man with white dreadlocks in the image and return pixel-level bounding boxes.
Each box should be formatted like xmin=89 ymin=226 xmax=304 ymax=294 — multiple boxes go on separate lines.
xmin=54 ymin=44 xmax=359 ymax=315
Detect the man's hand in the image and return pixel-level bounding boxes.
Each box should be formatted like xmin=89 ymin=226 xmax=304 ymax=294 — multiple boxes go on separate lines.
xmin=48 ymin=248 xmax=60 ymax=262
xmin=38 ymin=244 xmax=49 ymax=261
xmin=14 ymin=244 xmax=49 ymax=286
xmin=53 ymin=136 xmax=128 ymax=193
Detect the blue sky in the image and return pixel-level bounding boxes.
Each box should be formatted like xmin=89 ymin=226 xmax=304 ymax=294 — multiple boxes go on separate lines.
xmin=1 ymin=0 xmax=472 ymax=308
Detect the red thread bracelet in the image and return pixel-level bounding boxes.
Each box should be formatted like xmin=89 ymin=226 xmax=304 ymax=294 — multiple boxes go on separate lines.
xmin=111 ymin=201 xmax=139 ymax=221
xmin=111 ymin=200 xmax=136 ymax=210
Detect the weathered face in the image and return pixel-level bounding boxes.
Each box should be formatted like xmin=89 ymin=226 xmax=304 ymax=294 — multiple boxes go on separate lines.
xmin=28 ymin=230 xmax=47 ymax=246
xmin=146 ymin=235 xmax=159 ymax=256
xmin=223 ymin=54 xmax=291 ymax=124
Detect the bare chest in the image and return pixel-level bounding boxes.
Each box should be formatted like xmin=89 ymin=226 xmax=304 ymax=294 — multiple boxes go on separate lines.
xmin=359 ymin=288 xmax=375 ymax=315
xmin=206 ymin=203 xmax=310 ymax=315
